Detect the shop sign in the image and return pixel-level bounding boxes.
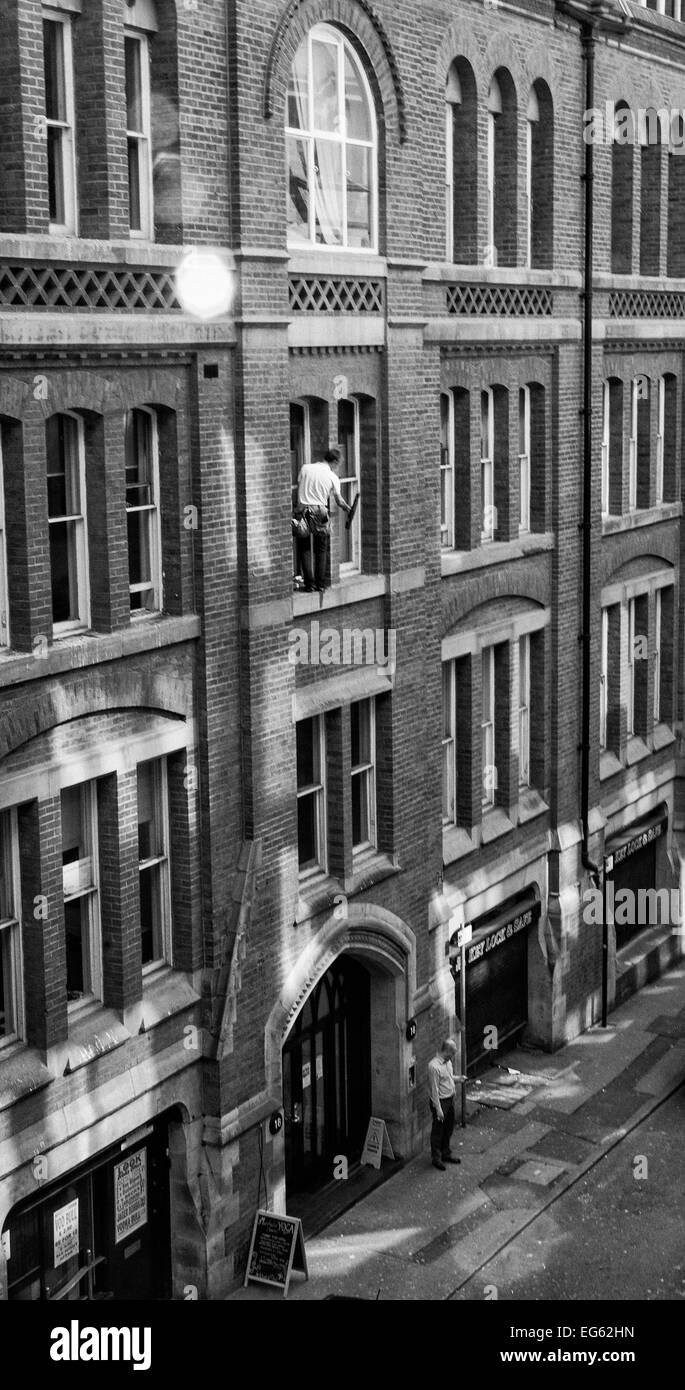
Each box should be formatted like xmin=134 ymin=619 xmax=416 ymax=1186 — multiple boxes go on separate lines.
xmin=451 ymin=901 xmax=541 ymax=974
xmin=114 ymin=1149 xmax=148 ymax=1245
xmin=607 ymin=818 xmax=666 ymax=873
xmin=53 ymin=1198 xmax=79 ymax=1268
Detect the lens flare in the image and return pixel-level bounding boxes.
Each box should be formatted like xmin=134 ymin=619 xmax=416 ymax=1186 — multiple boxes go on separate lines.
xmin=175 ymin=249 xmax=234 ymax=320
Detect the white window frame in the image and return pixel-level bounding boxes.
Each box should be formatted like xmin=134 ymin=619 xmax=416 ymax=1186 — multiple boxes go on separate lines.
xmin=61 ymin=781 xmax=102 ymax=1010
xmin=46 ymin=412 xmax=90 ymax=634
xmin=600 ymin=608 xmax=608 ymax=750
xmin=656 ymin=376 xmax=665 ymax=505
xmin=601 ymin=380 xmax=611 ymax=517
xmin=0 ymin=429 xmax=9 ymax=648
xmin=482 ymin=645 xmax=496 ymax=810
xmin=43 ymin=8 xmax=78 ymax=234
xmin=351 ymin=699 xmax=376 ymax=853
xmin=137 ymin=757 xmax=173 ymax=973
xmin=125 ymin=28 xmax=154 ymax=239
xmin=629 ymin=381 xmax=638 ymax=511
xmin=481 ymin=388 xmax=495 ymax=543
xmin=653 ymin=588 xmax=662 ymax=725
xmin=285 ymin=23 xmax=378 ymax=253
xmin=519 ymin=385 xmax=531 ymax=534
xmin=296 ymin=715 xmax=327 ymax=877
xmin=440 ymin=392 xmax=455 ymax=549
xmin=526 ymin=88 xmax=539 ymax=269
xmin=442 ymin=661 xmax=456 ymax=824
xmin=0 ymin=809 xmax=23 ymax=1047
xmin=337 ymin=396 xmax=362 ymax=574
xmin=627 ymin=597 xmax=636 ymax=736
xmin=518 ymin=635 xmax=530 ymax=788
xmin=125 ymin=407 xmax=162 ymax=615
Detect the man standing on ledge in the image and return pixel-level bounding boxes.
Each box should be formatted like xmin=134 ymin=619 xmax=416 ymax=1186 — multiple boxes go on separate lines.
xmin=295 ymin=445 xmax=352 ymax=592
xmin=428 ymin=1038 xmax=462 ymax=1170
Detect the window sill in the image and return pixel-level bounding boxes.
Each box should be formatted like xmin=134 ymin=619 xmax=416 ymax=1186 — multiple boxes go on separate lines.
xmin=288 ymin=248 xmax=387 ymax=277
xmin=63 ymin=1005 xmax=130 ymax=1075
xmin=625 ymin=735 xmax=651 ymax=767
xmin=293 ymin=573 xmax=386 ymax=615
xmin=296 ymin=853 xmax=400 ymax=922
xmin=423 ymin=263 xmax=582 ymax=290
xmin=600 ymin=748 xmax=624 ymax=780
xmin=653 ymin=722 xmax=676 ymax=753
xmin=0 ymin=613 xmax=201 ymax=688
xmin=0 ymin=1042 xmax=52 ymax=1115
xmin=602 ymin=503 xmax=682 ymax=535
xmin=517 ymin=788 xmax=549 ymax=825
xmin=481 ymin=807 xmax=515 ymax=844
xmin=441 ymin=532 xmax=554 ymax=577
xmin=442 ymin=824 xmax=475 ymax=865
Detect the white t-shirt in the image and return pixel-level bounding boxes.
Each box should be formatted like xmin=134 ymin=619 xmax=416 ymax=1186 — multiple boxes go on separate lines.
xmin=297 ymin=461 xmax=343 ymax=509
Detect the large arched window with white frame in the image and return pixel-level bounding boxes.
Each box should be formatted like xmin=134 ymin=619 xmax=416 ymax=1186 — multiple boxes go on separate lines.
xmin=45 ymin=410 xmax=90 ymax=633
xmin=286 ymin=23 xmax=378 ymax=250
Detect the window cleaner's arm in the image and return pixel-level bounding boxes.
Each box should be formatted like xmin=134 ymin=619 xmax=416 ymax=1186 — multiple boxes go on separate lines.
xmin=345 ymin=492 xmax=359 ymax=529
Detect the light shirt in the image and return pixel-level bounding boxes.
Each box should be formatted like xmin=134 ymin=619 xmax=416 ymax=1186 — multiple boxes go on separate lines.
xmin=428 ymin=1054 xmax=456 ymax=1110
xmin=297 ymin=461 xmax=343 ymax=509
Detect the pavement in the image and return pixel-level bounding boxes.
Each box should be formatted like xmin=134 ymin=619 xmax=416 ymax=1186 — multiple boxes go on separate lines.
xmin=231 ymin=959 xmax=685 ymax=1301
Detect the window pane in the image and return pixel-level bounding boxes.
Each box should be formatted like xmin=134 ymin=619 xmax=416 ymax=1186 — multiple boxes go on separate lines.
xmin=346 ymin=144 xmax=372 ymax=248
xmin=351 ymin=701 xmax=370 ymax=766
xmin=351 ymin=771 xmax=367 ymax=846
xmin=287 ymin=42 xmax=309 ymax=129
xmin=313 ymin=139 xmax=343 ymax=245
xmin=61 ymin=785 xmax=84 ymax=864
xmin=297 ymin=792 xmax=318 ymax=866
xmin=344 ymin=51 xmax=371 ymax=141
xmin=49 ymin=522 xmax=76 ymax=624
xmin=127 ymin=510 xmax=152 ymax=589
xmin=65 ymin=897 xmax=85 ymax=999
xmin=0 ymin=928 xmax=13 ymax=1037
xmin=127 ymin=138 xmax=142 ymax=231
xmin=125 ymin=36 xmax=143 ymax=132
xmin=287 ymin=137 xmax=310 ymax=240
xmin=125 ymin=410 xmax=152 ymax=495
xmin=442 ymin=665 xmax=452 ymax=739
xmin=311 ymin=39 xmax=339 ymax=132
xmin=140 ymin=864 xmax=158 ymax=965
xmin=43 ymin=20 xmax=66 ymax=123
xmin=47 ymin=125 xmax=65 ymax=224
xmin=296 ymin=719 xmax=316 ymax=787
xmin=137 ymin=762 xmax=161 ymax=858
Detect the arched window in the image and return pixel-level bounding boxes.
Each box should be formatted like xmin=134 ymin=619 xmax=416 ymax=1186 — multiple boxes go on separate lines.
xmin=0 ymin=424 xmax=8 ymax=648
xmin=657 ymin=373 xmax=677 ymax=503
xmin=667 ymin=114 xmax=685 ymax=276
xmin=286 ymin=24 xmax=377 ymax=250
xmin=445 ymin=59 xmax=478 ymax=264
xmin=611 ymin=101 xmax=634 ymax=274
xmin=527 ymin=82 xmax=554 ymax=269
xmin=125 ymin=406 xmax=162 ymax=613
xmin=629 ymin=376 xmax=651 ymax=510
xmin=487 ymin=71 xmax=517 ymax=267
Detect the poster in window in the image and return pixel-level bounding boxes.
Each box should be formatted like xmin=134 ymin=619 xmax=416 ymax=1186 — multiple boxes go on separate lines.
xmin=53 ymin=1198 xmax=79 ymax=1268
xmin=114 ymin=1149 xmax=148 ymax=1245
xmin=301 ymin=1061 xmax=311 ymax=1090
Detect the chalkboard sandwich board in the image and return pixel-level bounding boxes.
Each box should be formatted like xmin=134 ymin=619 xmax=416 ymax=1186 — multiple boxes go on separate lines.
xmin=244 ymin=1210 xmax=309 ymax=1297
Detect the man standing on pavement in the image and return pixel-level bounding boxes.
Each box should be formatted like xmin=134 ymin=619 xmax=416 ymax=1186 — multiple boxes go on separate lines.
xmin=294 ymin=446 xmax=352 ymax=592
xmin=428 ymin=1038 xmax=462 ymax=1170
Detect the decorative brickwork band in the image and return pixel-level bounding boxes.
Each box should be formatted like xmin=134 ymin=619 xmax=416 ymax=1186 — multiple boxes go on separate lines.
xmin=289 ymin=275 xmax=384 ymax=313
xmin=446 ymin=284 xmax=553 ymax=317
xmin=0 ymin=262 xmax=180 ymax=312
xmin=609 ymin=289 xmax=685 ymax=319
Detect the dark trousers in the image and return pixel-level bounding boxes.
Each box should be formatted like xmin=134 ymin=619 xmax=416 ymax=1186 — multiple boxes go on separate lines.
xmin=430 ymin=1097 xmax=455 ymax=1159
xmin=297 ymin=530 xmax=329 ymax=589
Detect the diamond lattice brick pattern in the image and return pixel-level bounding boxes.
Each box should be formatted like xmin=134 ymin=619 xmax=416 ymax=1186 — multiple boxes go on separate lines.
xmin=289 ymin=275 xmax=384 ymax=313
xmin=0 ymin=262 xmax=180 ymax=311
xmin=446 ymin=283 xmax=553 ymax=316
xmin=609 ymin=289 xmax=685 ymax=319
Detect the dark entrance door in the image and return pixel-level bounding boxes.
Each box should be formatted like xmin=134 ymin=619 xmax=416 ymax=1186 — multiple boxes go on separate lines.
xmin=283 ymin=955 xmax=371 ymax=1195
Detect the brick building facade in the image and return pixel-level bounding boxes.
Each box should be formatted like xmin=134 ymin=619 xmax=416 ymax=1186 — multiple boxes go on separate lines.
xmin=0 ymin=0 xmax=683 ymax=1300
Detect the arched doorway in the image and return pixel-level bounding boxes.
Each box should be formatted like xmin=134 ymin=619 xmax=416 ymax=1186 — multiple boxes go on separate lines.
xmin=282 ymin=954 xmax=371 ymax=1196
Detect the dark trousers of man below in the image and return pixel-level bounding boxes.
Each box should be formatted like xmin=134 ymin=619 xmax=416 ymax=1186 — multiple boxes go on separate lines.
xmin=430 ymin=1097 xmax=455 ymax=1160
xmin=297 ymin=507 xmax=329 ymax=590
